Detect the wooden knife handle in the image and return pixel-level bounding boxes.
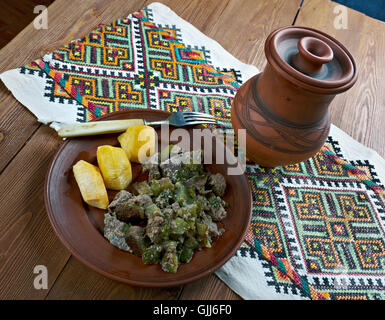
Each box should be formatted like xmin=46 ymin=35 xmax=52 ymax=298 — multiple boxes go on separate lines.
xmin=58 ymin=119 xmax=145 ymax=137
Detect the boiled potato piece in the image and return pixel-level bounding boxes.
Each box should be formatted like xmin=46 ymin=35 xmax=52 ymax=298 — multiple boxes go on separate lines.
xmin=97 ymin=145 xmax=132 ymax=190
xmin=118 ymin=125 xmax=156 ymax=163
xmin=73 ymin=160 xmax=109 ymax=209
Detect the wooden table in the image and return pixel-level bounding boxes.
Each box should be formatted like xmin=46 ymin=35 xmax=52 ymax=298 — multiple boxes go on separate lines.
xmin=0 ymin=0 xmax=384 ymax=299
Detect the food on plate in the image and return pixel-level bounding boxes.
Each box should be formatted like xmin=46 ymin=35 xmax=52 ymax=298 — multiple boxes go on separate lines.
xmin=104 ymin=145 xmax=228 ymax=273
xmin=72 ymin=160 xmax=109 ymax=209
xmin=118 ymin=125 xmax=156 ymax=163
xmin=71 ymin=127 xmax=229 ymax=273
xmin=97 ymin=145 xmax=132 ymax=190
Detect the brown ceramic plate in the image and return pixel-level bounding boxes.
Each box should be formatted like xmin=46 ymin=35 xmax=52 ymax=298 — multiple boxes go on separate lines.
xmin=45 ymin=109 xmax=251 ymax=287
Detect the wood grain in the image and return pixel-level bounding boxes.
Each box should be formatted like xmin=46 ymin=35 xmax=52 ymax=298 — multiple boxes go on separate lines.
xmin=203 ymin=0 xmax=302 ymax=66
xmin=0 ymin=0 xmax=55 ymax=49
xmin=0 ymin=125 xmax=69 ymax=299
xmin=179 ymin=274 xmax=241 ymax=300
xmin=295 ymin=0 xmax=385 ymax=158
xmin=46 ymin=256 xmax=181 ymax=300
xmin=0 ymin=84 xmax=40 ymax=173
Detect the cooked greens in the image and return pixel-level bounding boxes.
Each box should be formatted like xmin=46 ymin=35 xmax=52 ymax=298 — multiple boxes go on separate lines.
xmin=104 ymin=145 xmax=227 ymax=273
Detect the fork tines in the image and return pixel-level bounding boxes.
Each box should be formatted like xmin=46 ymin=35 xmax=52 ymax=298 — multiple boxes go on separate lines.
xmin=182 ymin=111 xmax=215 ymax=119
xmin=183 ymin=112 xmax=216 ymax=125
xmin=185 ymin=119 xmax=217 ymax=125
xmin=182 ymin=111 xmax=216 ymax=125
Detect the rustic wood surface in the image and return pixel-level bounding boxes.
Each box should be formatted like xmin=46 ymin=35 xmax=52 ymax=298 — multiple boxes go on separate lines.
xmin=296 ymin=0 xmax=385 ymax=158
xmin=0 ymin=0 xmax=383 ymax=300
xmin=0 ymin=0 xmax=55 ymax=49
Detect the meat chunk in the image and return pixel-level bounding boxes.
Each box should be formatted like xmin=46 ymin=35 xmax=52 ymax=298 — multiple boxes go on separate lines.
xmin=104 ymin=213 xmax=132 ymax=252
xmin=146 ymin=214 xmax=165 ymax=243
xmin=108 ymin=190 xmax=133 ymax=211
xmin=186 ymin=174 xmax=208 ymax=194
xmin=161 ymin=241 xmax=179 ymax=273
xmin=109 ymin=191 xmax=153 ymax=222
xmin=160 ymin=152 xmax=191 ymax=178
xmin=207 ymin=195 xmax=227 ymax=221
xmin=132 ymin=181 xmax=152 ymax=195
xmin=208 ymin=173 xmax=226 ymax=197
xmin=196 ymin=195 xmax=210 ymax=212
xmin=142 ymin=153 xmax=162 ymax=180
xmin=171 ymin=201 xmax=181 ymax=215
xmin=199 ymin=213 xmax=223 ymax=237
xmin=150 ymin=177 xmax=174 ymax=196
xmin=162 ymin=207 xmax=175 ymax=220
xmin=155 ymin=189 xmax=173 ymax=208
xmin=160 ymin=150 xmax=203 ymax=181
xmin=125 ymin=226 xmax=148 ymax=256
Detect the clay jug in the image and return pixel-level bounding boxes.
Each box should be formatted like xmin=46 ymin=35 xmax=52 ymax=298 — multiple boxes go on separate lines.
xmin=231 ymin=26 xmax=358 ymax=167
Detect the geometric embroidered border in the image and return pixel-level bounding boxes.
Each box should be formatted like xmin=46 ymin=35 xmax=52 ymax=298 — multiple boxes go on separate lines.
xmin=244 ymin=141 xmax=385 ymax=300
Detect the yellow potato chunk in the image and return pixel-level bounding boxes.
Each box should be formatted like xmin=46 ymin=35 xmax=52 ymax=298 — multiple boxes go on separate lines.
xmin=73 ymin=160 xmax=109 ymax=209
xmin=118 ymin=125 xmax=156 ymax=163
xmin=97 ymin=145 xmax=132 ymax=190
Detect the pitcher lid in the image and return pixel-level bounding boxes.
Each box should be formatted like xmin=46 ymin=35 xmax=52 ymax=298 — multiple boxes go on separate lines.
xmin=265 ymin=26 xmax=357 ymax=93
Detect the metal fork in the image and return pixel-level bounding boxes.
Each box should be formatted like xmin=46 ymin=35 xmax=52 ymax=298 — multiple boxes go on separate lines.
xmin=144 ymin=111 xmax=216 ymax=127
xmin=58 ymin=111 xmax=217 ymax=137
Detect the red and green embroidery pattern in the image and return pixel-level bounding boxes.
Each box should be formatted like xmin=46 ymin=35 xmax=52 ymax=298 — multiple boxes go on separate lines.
xmin=21 ymin=8 xmax=238 ymax=134
xmin=241 ymin=140 xmax=385 ymax=300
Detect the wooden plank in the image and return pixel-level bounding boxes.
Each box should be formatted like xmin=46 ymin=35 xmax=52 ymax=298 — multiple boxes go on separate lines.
xmin=295 ymin=0 xmax=385 ymax=158
xmin=156 ymin=0 xmax=303 ymax=66
xmin=179 ymin=275 xmax=241 ymax=300
xmin=200 ymin=0 xmax=302 ymax=66
xmin=0 ymin=0 xmax=55 ymax=49
xmin=0 ymin=87 xmax=40 ymax=173
xmin=46 ymin=256 xmax=181 ymax=300
xmin=0 ymin=125 xmax=69 ymax=299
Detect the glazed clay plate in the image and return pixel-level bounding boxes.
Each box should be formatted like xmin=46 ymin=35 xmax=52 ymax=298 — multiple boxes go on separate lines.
xmin=45 ymin=109 xmax=252 ymax=287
